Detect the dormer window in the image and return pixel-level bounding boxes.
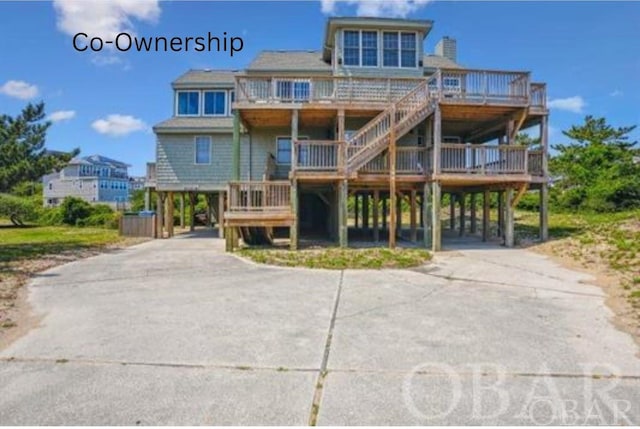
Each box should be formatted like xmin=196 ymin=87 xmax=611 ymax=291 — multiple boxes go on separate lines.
xmin=383 ymin=31 xmax=417 ymax=68
xmin=177 ymin=91 xmax=200 ymax=115
xmin=343 ymin=30 xmax=378 ymax=67
xmin=204 ymin=91 xmax=226 ymax=116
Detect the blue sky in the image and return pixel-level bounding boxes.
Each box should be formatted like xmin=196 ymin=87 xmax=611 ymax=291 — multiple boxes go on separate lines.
xmin=1 ymin=0 xmax=639 ymax=176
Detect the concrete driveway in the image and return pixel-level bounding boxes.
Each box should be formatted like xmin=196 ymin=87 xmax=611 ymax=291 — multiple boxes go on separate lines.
xmin=1 ymin=231 xmax=639 ymax=425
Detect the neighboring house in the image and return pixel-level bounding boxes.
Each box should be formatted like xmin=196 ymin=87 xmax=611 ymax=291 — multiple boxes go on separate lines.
xmin=152 ymin=16 xmax=550 ymax=251
xmin=43 ymin=155 xmax=131 ymax=207
xmin=129 ymin=176 xmax=146 ymax=193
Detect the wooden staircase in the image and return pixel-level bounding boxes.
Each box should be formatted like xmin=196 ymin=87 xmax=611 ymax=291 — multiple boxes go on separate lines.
xmin=346 ymin=80 xmax=435 ymax=174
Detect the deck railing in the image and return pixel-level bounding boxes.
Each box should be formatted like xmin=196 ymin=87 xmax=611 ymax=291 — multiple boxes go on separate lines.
xmin=236 ymin=70 xmax=533 ymax=106
xmin=527 ymin=150 xmax=544 ymax=176
xmin=236 ymin=76 xmax=423 ymax=105
xmin=530 ymin=83 xmax=547 ymax=110
xmin=293 ymin=140 xmax=343 ymax=171
xmin=440 ymin=144 xmax=529 ymax=175
xmin=359 ymin=147 xmax=430 ymax=175
xmin=433 ymin=69 xmax=530 ymax=104
xmin=227 ymin=181 xmax=291 ymax=212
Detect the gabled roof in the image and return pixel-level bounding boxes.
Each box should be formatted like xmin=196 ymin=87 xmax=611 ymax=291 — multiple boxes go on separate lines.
xmin=153 ymin=117 xmax=234 ymax=133
xmin=71 ymin=155 xmax=130 ymax=168
xmin=247 ymin=50 xmax=331 ymax=72
xmin=172 ymin=69 xmax=237 ymax=89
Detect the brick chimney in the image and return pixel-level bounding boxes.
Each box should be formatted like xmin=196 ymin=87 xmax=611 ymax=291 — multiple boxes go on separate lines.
xmin=435 ymin=36 xmax=457 ymax=62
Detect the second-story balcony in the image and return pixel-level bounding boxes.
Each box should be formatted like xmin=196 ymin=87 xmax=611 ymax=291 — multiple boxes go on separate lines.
xmin=235 ymin=69 xmax=546 ymax=110
xmin=292 ymin=140 xmax=544 ymax=181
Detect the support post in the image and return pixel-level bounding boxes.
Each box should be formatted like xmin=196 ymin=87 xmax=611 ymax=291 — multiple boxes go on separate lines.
xmin=410 ymin=189 xmax=417 ymax=242
xmin=422 ymin=182 xmax=432 ymax=249
xmin=179 ymin=192 xmax=185 ymax=228
xmin=395 ymin=192 xmax=402 ymax=241
xmin=389 ymin=106 xmax=397 ymax=248
xmin=498 ymin=191 xmax=504 ymax=238
xmin=382 ymin=197 xmax=387 ymax=229
xmin=290 ymin=180 xmax=298 ymax=250
xmin=373 ymin=190 xmax=380 ymax=242
xmin=540 ymin=184 xmax=549 ymax=241
xmin=362 ymin=193 xmax=369 ymax=231
xmin=354 ymin=193 xmax=359 ymax=229
xmin=459 ymin=192 xmax=465 ymax=237
xmin=189 ymin=192 xmax=196 ymax=232
xmin=431 ymin=182 xmax=441 ymax=251
xmin=166 ymin=191 xmax=174 ymax=237
xmin=144 ymin=188 xmax=151 ymax=211
xmin=504 ymin=188 xmax=515 ymax=247
xmin=470 ymin=193 xmax=477 ymax=234
xmin=337 ymin=109 xmax=345 ymax=173
xmin=482 ymin=190 xmax=490 ymax=242
xmin=218 ymin=191 xmax=225 ymax=238
xmin=449 ymin=193 xmax=456 ymax=230
xmin=156 ymin=192 xmax=164 ymax=239
xmin=232 ymin=110 xmax=241 ymax=181
xmin=540 ymin=114 xmax=549 ymax=242
xmin=338 ymin=180 xmax=348 ymax=248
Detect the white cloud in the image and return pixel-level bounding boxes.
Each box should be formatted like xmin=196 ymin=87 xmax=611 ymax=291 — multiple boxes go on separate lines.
xmin=547 ymin=96 xmax=586 ymax=114
xmin=92 ymin=114 xmax=148 ymax=137
xmin=48 ymin=110 xmax=76 ymax=123
xmin=91 ymin=54 xmax=123 ymax=66
xmin=0 ymin=80 xmax=39 ymax=100
xmin=52 ymin=0 xmax=161 ymax=41
xmin=320 ymin=0 xmax=432 ymax=17
xmin=609 ymin=89 xmax=623 ymax=97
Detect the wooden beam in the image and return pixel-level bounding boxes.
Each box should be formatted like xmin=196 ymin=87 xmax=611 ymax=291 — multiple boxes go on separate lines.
xmin=510 ymin=108 xmax=529 ymax=142
xmin=156 ymin=192 xmax=164 ymax=239
xmin=189 ymin=192 xmax=196 ymax=232
xmin=511 ymin=182 xmax=529 ymax=208
xmin=179 ymin=193 xmax=185 ymax=228
xmin=232 ymin=110 xmax=241 ymax=181
xmin=497 ymin=191 xmax=504 ymax=238
xmin=382 ymin=196 xmax=387 ymax=229
xmin=290 ymin=109 xmax=299 ymax=250
xmin=363 ymin=193 xmax=369 ymax=231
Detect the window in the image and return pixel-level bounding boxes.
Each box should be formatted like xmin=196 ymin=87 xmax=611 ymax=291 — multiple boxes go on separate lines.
xmin=343 ymin=30 xmax=360 ymax=66
xmin=204 ymin=91 xmax=226 ymax=116
xmin=195 ymin=136 xmax=211 ymax=164
xmin=48 ymin=182 xmax=52 ymax=190
xmin=177 ymin=91 xmax=200 ymax=115
xmin=228 ymin=90 xmax=235 ymax=114
xmin=276 ymin=137 xmax=292 ymax=164
xmin=361 ymin=31 xmax=378 ymax=66
xmin=400 ymin=33 xmax=416 ymax=67
xmin=383 ymin=31 xmax=417 ymax=68
xmin=383 ymin=32 xmax=398 ymax=67
xmin=343 ymin=30 xmax=378 ymax=67
xmin=442 ymin=77 xmax=461 ymax=91
xmin=276 ymin=80 xmax=310 ymax=101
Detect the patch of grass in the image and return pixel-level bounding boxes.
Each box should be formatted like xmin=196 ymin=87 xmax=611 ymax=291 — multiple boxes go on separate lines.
xmin=629 ymin=291 xmax=640 ymax=299
xmin=237 ymin=247 xmax=431 ymax=270
xmin=0 ymin=225 xmax=123 ymax=264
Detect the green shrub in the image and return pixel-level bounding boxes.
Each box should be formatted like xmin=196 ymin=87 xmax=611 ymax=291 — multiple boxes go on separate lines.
xmin=59 ymin=196 xmax=92 ymax=226
xmin=38 ymin=207 xmax=63 ymax=225
xmin=0 ymin=193 xmax=40 ymax=225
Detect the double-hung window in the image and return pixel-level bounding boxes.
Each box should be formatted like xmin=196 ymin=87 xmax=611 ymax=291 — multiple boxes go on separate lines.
xmin=343 ymin=30 xmax=378 ymax=67
xmin=276 ymin=136 xmax=308 ymax=165
xmin=195 ymin=136 xmax=211 ymax=164
xmin=383 ymin=31 xmax=417 ymax=68
xmin=204 ymin=91 xmax=226 ymax=116
xmin=343 ymin=30 xmax=360 ymax=66
xmin=177 ymin=91 xmax=200 ymax=115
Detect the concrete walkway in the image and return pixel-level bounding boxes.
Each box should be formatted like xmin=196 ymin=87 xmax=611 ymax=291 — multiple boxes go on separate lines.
xmin=1 ymin=231 xmax=639 ymax=424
